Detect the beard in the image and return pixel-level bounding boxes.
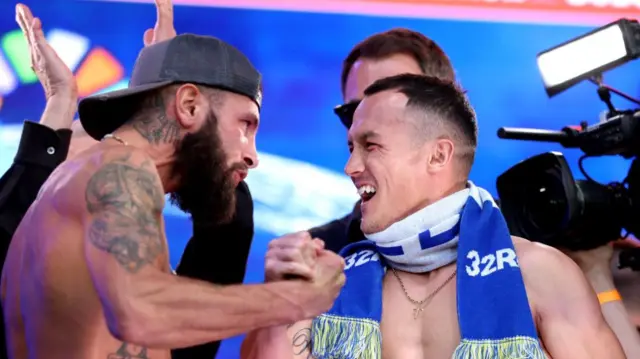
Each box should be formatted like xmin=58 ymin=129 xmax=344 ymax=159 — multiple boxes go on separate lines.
xmin=169 ymin=110 xmax=245 ymax=226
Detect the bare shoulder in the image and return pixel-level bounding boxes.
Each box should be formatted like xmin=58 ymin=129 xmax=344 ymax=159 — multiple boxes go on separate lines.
xmin=45 ymin=146 xmax=161 ymax=216
xmin=83 ymin=146 xmax=165 ymax=216
xmin=511 ymin=236 xmax=595 ymax=310
xmin=81 ymin=146 xmax=167 ymax=273
xmin=511 ymin=236 xmax=579 ymax=277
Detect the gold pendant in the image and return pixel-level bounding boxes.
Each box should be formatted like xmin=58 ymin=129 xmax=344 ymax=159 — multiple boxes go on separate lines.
xmin=413 ymin=306 xmax=423 ymax=319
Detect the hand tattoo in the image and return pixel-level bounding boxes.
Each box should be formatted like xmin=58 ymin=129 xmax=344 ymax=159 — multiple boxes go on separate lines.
xmin=85 ymin=153 xmax=165 ymax=273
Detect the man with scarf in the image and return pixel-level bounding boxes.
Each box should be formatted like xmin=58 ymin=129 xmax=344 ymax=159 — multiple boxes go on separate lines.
xmin=241 ymin=74 xmax=624 ymax=358
xmin=307 ymin=28 xmax=456 ymax=253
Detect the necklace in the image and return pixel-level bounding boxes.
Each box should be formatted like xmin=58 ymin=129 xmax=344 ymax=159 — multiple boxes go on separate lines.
xmin=390 ymin=267 xmax=457 ymax=319
xmin=102 ymin=133 xmax=128 ymax=146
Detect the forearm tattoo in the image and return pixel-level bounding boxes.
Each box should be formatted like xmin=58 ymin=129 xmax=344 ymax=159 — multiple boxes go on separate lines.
xmin=85 ymin=153 xmax=165 ymax=273
xmin=107 ymin=343 xmax=149 ymax=359
xmin=292 ymin=327 xmax=314 ymax=358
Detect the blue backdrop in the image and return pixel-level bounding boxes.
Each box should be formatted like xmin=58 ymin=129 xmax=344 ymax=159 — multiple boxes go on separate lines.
xmin=0 ymin=1 xmax=639 ymax=357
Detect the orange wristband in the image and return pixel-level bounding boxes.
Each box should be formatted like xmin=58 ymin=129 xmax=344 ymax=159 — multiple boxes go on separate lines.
xmin=597 ymin=290 xmax=621 ymax=305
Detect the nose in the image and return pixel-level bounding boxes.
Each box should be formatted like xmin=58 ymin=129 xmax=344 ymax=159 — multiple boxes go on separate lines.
xmin=344 ymin=151 xmax=363 ymax=177
xmin=243 ymin=155 xmax=258 ymax=168
xmin=243 ymin=139 xmax=259 ymax=169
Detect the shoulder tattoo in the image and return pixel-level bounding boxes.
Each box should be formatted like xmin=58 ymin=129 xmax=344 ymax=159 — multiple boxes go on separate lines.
xmin=85 ymin=154 xmax=165 ymax=273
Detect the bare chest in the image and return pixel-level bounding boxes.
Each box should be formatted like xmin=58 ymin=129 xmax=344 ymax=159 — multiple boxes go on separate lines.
xmin=380 ymin=270 xmax=460 ymax=359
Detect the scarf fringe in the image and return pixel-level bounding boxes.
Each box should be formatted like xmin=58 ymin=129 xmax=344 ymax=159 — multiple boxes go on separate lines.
xmin=311 ymin=314 xmax=382 ymax=359
xmin=453 ymin=336 xmax=548 ymax=359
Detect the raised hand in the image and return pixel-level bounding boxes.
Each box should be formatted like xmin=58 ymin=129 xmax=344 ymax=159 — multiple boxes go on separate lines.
xmin=143 ymin=0 xmax=177 ymax=46
xmin=15 ymin=3 xmax=76 ymax=100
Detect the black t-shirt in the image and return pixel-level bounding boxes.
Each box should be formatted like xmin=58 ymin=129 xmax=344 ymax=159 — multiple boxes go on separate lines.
xmin=309 ymin=201 xmax=365 ymax=254
xmin=171 ymin=181 xmax=255 ymax=359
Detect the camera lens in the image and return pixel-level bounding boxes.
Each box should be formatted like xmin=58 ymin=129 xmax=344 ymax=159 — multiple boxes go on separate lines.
xmin=519 ymin=173 xmax=569 ymax=236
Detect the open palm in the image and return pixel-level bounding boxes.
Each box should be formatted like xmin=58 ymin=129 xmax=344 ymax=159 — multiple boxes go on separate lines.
xmin=143 ymin=0 xmax=177 ymax=46
xmin=15 ymin=4 xmax=76 ymax=99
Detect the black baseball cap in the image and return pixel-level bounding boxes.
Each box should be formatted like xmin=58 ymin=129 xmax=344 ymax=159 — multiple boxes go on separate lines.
xmin=79 ymin=33 xmax=263 ymax=141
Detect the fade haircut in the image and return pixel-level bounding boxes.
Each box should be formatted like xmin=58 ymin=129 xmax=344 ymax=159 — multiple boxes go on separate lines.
xmin=341 ymin=28 xmax=455 ymax=95
xmin=363 ymin=74 xmax=478 ymax=175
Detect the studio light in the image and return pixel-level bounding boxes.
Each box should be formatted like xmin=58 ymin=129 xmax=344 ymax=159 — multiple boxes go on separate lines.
xmin=537 ymin=18 xmax=640 ymax=97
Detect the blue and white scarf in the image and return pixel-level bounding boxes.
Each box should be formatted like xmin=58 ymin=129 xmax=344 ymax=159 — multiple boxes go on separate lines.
xmin=311 ymin=182 xmax=546 ymax=359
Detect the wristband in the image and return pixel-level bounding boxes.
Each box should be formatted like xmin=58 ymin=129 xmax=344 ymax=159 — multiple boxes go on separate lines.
xmin=597 ymin=290 xmax=621 ymax=305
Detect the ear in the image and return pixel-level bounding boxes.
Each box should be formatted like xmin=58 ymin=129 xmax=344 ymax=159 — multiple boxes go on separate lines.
xmin=427 ymin=138 xmax=455 ymax=173
xmin=173 ymin=84 xmax=202 ymax=130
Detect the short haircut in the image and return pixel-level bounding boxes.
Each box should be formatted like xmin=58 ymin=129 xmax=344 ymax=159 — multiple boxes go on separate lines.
xmin=363 ymin=74 xmax=478 ymax=174
xmin=341 ymin=28 xmax=455 ymax=95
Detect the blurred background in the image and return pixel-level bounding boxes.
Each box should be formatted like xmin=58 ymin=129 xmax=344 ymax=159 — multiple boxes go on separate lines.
xmin=1 ymin=0 xmax=639 ymax=357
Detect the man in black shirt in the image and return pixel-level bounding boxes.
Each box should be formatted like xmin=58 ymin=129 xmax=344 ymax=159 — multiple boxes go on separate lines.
xmin=308 ymin=29 xmax=456 ymax=252
xmin=0 ymin=120 xmax=72 ymax=263
xmin=0 ymin=24 xmax=77 ymax=353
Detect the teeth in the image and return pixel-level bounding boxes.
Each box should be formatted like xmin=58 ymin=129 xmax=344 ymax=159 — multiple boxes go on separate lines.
xmin=357 ymin=185 xmax=377 ymax=196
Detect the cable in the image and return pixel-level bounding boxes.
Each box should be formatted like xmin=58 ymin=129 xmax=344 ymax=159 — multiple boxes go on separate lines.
xmin=588 ymin=78 xmax=640 ymax=106
xmin=578 ymin=154 xmax=598 ymax=183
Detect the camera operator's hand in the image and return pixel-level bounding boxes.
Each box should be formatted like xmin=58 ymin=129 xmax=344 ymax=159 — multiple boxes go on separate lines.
xmin=16 ymin=3 xmax=77 ymax=130
xmin=565 ymin=241 xmax=640 ymax=359
xmin=564 ymin=244 xmax=614 ymax=280
xmin=143 ymin=0 xmax=176 ymax=46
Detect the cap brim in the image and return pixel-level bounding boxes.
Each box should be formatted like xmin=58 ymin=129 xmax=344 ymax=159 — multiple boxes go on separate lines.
xmin=79 ymin=80 xmax=174 ymax=141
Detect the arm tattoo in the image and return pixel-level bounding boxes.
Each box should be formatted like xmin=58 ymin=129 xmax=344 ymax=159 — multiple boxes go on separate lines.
xmin=292 ymin=327 xmax=314 ymax=358
xmin=85 ymin=155 xmax=165 ymax=273
xmin=132 ymin=93 xmax=180 ymax=145
xmin=107 ymin=343 xmax=149 ymax=359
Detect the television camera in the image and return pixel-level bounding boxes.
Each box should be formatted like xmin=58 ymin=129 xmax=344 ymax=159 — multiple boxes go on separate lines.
xmin=495 ymin=19 xmax=640 ymax=271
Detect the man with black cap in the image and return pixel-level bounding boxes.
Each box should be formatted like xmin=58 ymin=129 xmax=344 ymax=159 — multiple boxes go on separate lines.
xmin=1 ymin=11 xmax=345 ymax=359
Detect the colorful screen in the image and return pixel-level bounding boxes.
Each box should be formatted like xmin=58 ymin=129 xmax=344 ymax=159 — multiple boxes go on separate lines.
xmin=0 ymin=0 xmax=639 ymax=357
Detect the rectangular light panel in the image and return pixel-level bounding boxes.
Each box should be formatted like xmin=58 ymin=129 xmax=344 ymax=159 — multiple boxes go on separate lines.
xmin=537 ymin=24 xmax=628 ymax=89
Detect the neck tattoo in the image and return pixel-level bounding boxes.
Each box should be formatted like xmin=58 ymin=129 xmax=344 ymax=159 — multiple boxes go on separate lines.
xmin=102 ymin=133 xmax=128 ymax=146
xmin=391 ymin=267 xmax=457 ymax=319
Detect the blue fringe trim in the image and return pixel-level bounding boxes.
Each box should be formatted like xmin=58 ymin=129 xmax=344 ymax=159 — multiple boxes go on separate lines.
xmin=311 ymin=314 xmax=382 ymax=359
xmin=453 ymin=336 xmax=548 ymax=359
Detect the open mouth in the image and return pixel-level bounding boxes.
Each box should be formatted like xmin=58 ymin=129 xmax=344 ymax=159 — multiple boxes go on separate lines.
xmin=358 ymin=185 xmax=377 ymax=203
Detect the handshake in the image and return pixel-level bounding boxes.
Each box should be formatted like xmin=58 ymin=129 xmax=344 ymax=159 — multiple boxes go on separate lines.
xmin=264 ymin=232 xmax=347 ymax=318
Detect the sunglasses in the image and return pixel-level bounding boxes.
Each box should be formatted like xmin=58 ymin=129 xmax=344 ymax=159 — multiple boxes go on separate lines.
xmin=333 ymin=100 xmax=361 ymax=128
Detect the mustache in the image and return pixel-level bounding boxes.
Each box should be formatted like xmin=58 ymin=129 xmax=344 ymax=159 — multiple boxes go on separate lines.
xmin=228 ymin=162 xmax=249 ymax=174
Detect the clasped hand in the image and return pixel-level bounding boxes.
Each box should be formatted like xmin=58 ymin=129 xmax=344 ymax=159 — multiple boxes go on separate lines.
xmin=265 ymin=232 xmax=346 ymax=318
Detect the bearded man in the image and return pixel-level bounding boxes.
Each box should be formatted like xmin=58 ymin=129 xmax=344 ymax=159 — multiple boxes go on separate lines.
xmin=1 ymin=8 xmax=345 ymax=358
